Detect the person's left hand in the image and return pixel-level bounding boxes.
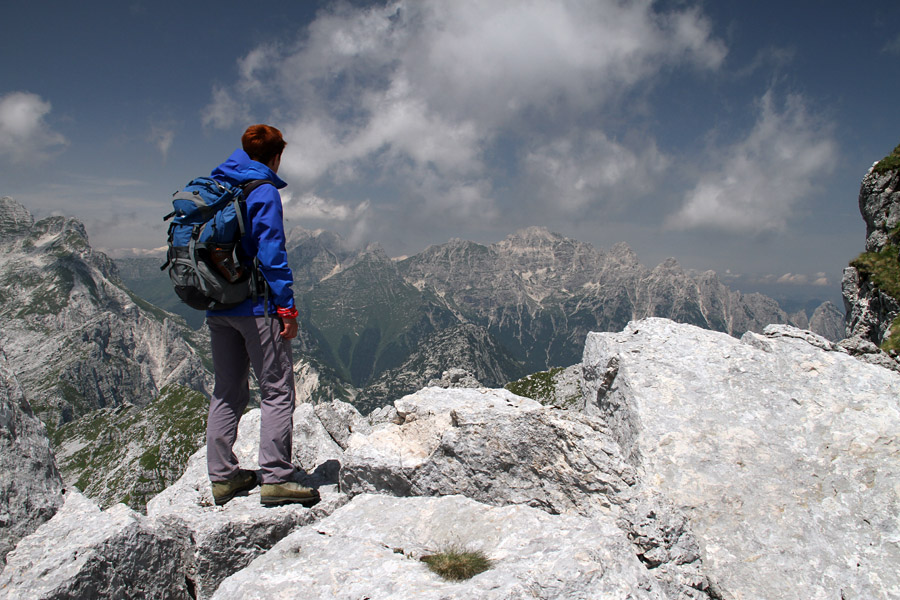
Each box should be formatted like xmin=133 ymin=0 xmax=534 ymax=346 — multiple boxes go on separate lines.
xmin=280 ymin=317 xmax=298 ymax=340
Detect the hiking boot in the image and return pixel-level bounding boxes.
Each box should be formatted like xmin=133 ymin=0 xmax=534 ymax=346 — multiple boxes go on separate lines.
xmin=260 ymin=481 xmax=321 ymax=507
xmin=211 ymin=469 xmax=258 ymax=506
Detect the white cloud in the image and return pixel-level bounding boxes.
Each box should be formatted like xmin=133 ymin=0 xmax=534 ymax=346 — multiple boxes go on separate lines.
xmin=525 ymin=132 xmax=670 ymax=211
xmin=724 ymin=271 xmax=831 ymax=288
xmin=202 ymin=86 xmax=250 ymax=129
xmin=775 ymin=272 xmax=829 ymax=286
xmin=149 ymin=127 xmax=174 ymax=162
xmin=206 ymin=0 xmax=726 ymax=220
xmin=883 ymin=33 xmax=900 ymax=55
xmin=667 ymin=91 xmax=837 ymax=234
xmin=282 ymin=191 xmax=370 ymax=222
xmin=0 ymin=91 xmax=67 ymax=163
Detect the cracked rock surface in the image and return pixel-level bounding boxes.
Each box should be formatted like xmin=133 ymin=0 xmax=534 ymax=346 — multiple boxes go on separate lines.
xmin=4 ymin=318 xmax=898 ymax=599
xmin=582 ymin=318 xmax=900 ymax=600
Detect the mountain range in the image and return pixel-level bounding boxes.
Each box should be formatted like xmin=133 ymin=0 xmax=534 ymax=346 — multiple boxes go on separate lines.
xmin=119 ymin=224 xmax=844 ymax=411
xmin=0 ymin=193 xmax=848 ymax=515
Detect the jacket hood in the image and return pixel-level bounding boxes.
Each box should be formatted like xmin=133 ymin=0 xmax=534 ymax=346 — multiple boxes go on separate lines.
xmin=211 ymin=149 xmax=288 ymax=189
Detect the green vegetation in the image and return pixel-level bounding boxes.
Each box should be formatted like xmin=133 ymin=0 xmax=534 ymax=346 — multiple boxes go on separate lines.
xmin=885 ymin=316 xmax=900 ymax=355
xmin=851 ymin=246 xmax=900 ymax=300
xmin=421 ymin=546 xmax=492 ymax=581
xmin=850 ymin=242 xmax=900 ymax=353
xmin=873 ymin=144 xmax=900 ymax=175
xmin=302 ymin=253 xmax=457 ymax=386
xmin=506 ymin=367 xmax=564 ymax=401
xmin=51 ymin=384 xmax=209 ymax=510
xmin=505 ymin=366 xmax=582 ymax=408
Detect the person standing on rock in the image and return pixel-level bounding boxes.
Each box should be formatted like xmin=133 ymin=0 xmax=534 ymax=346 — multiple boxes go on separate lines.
xmin=205 ymin=124 xmax=319 ymax=507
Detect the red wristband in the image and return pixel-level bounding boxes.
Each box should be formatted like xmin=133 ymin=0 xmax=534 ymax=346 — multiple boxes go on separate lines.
xmin=276 ymin=306 xmax=299 ymax=319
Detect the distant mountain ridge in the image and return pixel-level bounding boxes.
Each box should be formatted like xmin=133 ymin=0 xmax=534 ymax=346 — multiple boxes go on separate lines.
xmin=291 ymin=226 xmax=843 ymax=402
xmin=117 ymin=222 xmax=844 ymax=413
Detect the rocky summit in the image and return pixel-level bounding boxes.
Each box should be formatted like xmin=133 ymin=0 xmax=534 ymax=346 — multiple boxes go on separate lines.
xmin=2 ymin=317 xmax=897 ymax=599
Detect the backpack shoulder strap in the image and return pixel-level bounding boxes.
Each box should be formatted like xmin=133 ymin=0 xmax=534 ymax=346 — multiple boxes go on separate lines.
xmin=240 ymin=179 xmax=273 ymax=197
xmin=232 ymin=179 xmax=274 ymax=239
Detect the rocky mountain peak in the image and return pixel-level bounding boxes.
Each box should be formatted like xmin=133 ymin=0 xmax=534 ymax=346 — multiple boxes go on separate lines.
xmin=504 ymin=225 xmax=563 ymax=243
xmin=652 ymin=256 xmax=683 ymax=274
xmin=0 ymin=197 xmax=34 ymax=240
xmin=606 ymin=242 xmax=640 ymax=267
xmin=0 ymin=198 xmax=211 ymax=428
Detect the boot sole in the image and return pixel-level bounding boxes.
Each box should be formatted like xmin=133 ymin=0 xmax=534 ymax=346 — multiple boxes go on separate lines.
xmin=260 ymin=495 xmax=321 ymax=507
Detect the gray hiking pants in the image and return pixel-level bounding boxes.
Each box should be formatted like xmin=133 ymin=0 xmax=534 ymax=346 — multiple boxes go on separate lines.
xmin=206 ymin=315 xmax=296 ymax=484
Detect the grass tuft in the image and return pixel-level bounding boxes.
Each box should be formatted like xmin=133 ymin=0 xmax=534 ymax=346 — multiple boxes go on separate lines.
xmin=421 ymin=546 xmax=492 ymax=581
xmin=873 ymin=143 xmax=900 ymax=175
xmin=851 ymin=244 xmax=900 ymax=353
xmin=851 ymin=246 xmax=900 ymax=301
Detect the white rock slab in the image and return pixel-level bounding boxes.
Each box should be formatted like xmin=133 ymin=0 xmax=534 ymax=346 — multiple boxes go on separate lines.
xmin=339 ymin=386 xmax=634 ymax=513
xmin=212 ymin=494 xmax=666 ymax=600
xmin=0 ymin=490 xmax=190 ymax=600
xmin=582 ymin=318 xmax=900 ymax=600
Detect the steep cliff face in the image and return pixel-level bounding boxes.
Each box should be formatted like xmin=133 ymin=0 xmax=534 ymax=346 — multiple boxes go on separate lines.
xmin=0 ymin=349 xmax=64 ymax=561
xmin=842 ymin=153 xmax=900 ymax=359
xmin=51 ymin=385 xmax=209 ymax=511
xmin=0 ymin=197 xmax=212 ymax=429
xmin=0 ymin=197 xmax=216 ymax=515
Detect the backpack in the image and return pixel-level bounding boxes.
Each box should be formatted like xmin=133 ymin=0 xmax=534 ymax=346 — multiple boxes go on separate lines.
xmin=161 ymin=177 xmax=271 ymax=311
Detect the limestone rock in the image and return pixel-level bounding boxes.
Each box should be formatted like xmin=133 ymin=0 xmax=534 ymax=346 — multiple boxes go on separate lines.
xmin=313 ymin=398 xmax=373 ymax=450
xmin=0 ymin=197 xmax=33 ymax=240
xmin=858 ymin=166 xmax=900 ymax=253
xmin=212 ymin=494 xmax=666 ymax=600
xmin=505 ymin=364 xmax=584 ymax=408
xmin=146 ymin=404 xmax=351 ymax=598
xmin=581 ymin=317 xmax=900 ymax=599
xmin=338 ymin=387 xmax=713 ymax=598
xmin=0 ymin=348 xmax=64 ymax=560
xmin=842 ymin=164 xmax=900 ymax=358
xmin=340 ymin=387 xmax=635 ymax=512
xmin=0 ymin=490 xmax=191 ymax=600
xmin=426 ymin=366 xmax=482 ymax=388
xmin=843 ymin=264 xmax=900 ymax=349
xmin=837 ymin=334 xmax=900 ymax=372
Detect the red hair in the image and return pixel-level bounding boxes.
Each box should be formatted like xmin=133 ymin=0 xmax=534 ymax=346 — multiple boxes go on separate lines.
xmin=241 ymin=124 xmax=286 ymax=165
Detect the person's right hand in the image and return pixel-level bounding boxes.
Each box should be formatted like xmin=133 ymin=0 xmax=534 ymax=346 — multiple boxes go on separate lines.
xmin=280 ymin=317 xmax=298 ymax=340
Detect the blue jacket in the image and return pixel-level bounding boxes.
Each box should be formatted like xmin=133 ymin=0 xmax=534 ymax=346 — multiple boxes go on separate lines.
xmin=206 ymin=149 xmax=295 ymax=317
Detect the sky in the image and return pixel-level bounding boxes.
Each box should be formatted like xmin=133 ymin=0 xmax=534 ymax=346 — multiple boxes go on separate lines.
xmin=2 ymin=0 xmax=899 ymax=308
